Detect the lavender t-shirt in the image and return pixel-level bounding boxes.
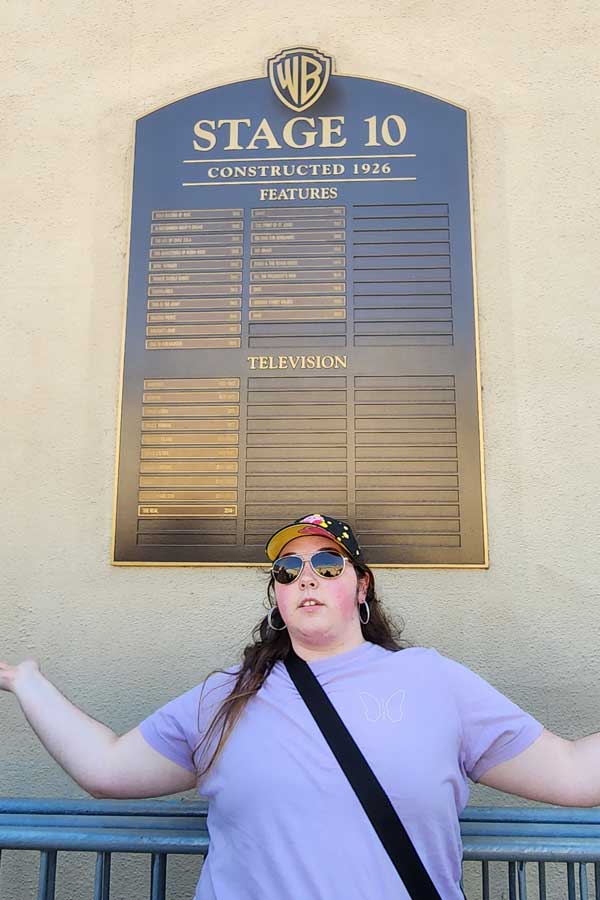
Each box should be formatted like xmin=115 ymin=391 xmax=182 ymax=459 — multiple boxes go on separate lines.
xmin=139 ymin=643 xmax=543 ymax=900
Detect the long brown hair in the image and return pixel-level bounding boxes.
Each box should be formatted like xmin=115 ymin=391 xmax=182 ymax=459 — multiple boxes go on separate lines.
xmin=192 ymin=561 xmax=410 ymax=780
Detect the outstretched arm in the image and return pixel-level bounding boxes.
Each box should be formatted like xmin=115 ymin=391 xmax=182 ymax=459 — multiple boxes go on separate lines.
xmin=478 ymin=728 xmax=600 ymax=807
xmin=0 ymin=659 xmax=197 ymax=799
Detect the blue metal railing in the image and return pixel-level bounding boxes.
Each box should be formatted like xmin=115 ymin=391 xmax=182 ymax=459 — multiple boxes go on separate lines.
xmin=2 ymin=799 xmax=600 ymax=898
xmin=460 ymin=806 xmax=600 ymax=899
xmin=0 ymin=799 xmax=207 ymax=900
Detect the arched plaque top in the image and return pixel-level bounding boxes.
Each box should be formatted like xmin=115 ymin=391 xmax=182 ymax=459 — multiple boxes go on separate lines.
xmin=137 ymin=58 xmax=469 ymax=123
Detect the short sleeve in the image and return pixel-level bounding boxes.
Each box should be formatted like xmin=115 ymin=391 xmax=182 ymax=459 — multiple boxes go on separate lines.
xmin=438 ymin=653 xmax=544 ymax=783
xmin=138 ymin=666 xmax=240 ymax=774
xmin=139 ymin=685 xmax=203 ymax=772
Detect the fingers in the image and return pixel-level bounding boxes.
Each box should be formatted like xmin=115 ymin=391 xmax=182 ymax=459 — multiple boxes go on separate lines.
xmin=0 ymin=659 xmax=40 ymax=692
xmin=0 ymin=670 xmax=16 ymax=692
xmin=0 ymin=661 xmax=23 ymax=693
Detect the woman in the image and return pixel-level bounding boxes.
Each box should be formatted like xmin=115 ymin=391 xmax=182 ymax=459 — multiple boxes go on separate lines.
xmin=0 ymin=513 xmax=594 ymax=899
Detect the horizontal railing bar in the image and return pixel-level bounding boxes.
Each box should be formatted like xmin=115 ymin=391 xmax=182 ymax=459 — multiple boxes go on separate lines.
xmin=0 ymin=799 xmax=208 ymax=817
xmin=6 ymin=829 xmax=600 ymax=861
xmin=461 ymin=807 xmax=600 ymax=825
xmin=0 ymin=814 xmax=207 ymax=831
xmin=3 ymin=803 xmax=600 ymax=871
xmin=463 ymin=836 xmax=600 ymax=862
xmin=6 ymin=817 xmax=600 ymax=838
xmin=0 ymin=826 xmax=208 ymax=854
xmin=3 ymin=800 xmax=599 ymax=824
xmin=6 ymin=817 xmax=600 ymax=842
xmin=462 ymin=822 xmax=600 ymax=838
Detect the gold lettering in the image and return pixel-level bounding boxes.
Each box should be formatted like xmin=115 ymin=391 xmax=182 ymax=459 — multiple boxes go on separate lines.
xmin=276 ymin=57 xmax=299 ymax=105
xmin=282 ymin=117 xmax=316 ymax=149
xmin=246 ymin=354 xmax=348 ymax=370
xmin=247 ymin=118 xmax=282 ymax=150
xmin=301 ymin=56 xmax=323 ymax=106
xmin=321 ymin=116 xmax=346 ymax=147
xmin=258 ymin=186 xmax=339 ymax=201
xmin=192 ymin=113 xmax=394 ymax=154
xmin=217 ymin=118 xmax=251 ymax=150
xmin=192 ymin=120 xmax=217 ymax=151
xmin=381 ymin=114 xmax=407 ymax=146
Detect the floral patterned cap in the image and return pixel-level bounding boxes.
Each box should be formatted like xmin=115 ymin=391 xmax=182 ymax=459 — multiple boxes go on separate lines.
xmin=265 ymin=513 xmax=364 ymax=562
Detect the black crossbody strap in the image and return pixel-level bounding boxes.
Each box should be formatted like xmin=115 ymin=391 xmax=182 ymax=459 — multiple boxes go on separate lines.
xmin=285 ymin=649 xmax=442 ymax=900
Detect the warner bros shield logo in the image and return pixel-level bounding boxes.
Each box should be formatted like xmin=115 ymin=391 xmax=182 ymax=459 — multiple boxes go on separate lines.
xmin=268 ymin=47 xmax=333 ymax=112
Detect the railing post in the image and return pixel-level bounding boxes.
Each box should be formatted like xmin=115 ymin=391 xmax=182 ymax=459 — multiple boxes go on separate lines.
xmin=150 ymin=853 xmax=167 ymax=900
xmin=481 ymin=860 xmax=489 ymax=900
xmin=508 ymin=860 xmax=517 ymax=900
xmin=94 ymin=852 xmax=112 ymax=900
xmin=37 ymin=850 xmax=57 ymax=900
xmin=538 ymin=861 xmax=547 ymax=900
xmin=580 ymin=862 xmax=590 ymax=900
xmin=567 ymin=862 xmax=576 ymax=899
xmin=517 ymin=861 xmax=527 ymax=899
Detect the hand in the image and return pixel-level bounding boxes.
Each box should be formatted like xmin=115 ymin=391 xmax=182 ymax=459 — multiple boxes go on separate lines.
xmin=0 ymin=659 xmax=41 ymax=693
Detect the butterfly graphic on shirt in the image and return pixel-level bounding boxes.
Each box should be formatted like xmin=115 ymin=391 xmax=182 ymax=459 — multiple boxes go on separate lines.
xmin=359 ymin=689 xmax=406 ymax=723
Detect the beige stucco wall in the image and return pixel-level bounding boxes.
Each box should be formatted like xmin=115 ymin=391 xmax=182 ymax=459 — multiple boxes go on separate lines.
xmin=2 ymin=0 xmax=599 ymax=896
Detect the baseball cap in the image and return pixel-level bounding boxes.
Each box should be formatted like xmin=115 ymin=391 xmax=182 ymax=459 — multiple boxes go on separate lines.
xmin=265 ymin=513 xmax=364 ymax=562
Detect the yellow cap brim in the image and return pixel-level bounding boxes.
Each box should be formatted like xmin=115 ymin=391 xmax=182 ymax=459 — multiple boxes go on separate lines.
xmin=265 ymin=524 xmax=339 ymax=561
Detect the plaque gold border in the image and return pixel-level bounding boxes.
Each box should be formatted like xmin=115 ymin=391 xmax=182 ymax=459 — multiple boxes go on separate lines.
xmin=111 ymin=126 xmax=136 ymax=568
xmin=111 ymin=55 xmax=489 ymax=569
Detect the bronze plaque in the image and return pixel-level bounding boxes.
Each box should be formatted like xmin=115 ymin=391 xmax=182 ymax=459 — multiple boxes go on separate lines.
xmin=113 ymin=48 xmax=487 ymax=566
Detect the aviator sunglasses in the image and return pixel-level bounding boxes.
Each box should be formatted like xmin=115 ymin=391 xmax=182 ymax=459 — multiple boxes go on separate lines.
xmin=271 ymin=549 xmax=351 ymax=585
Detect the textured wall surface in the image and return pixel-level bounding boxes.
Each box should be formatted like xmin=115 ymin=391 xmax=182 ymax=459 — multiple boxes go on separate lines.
xmin=1 ymin=0 xmax=599 ymax=896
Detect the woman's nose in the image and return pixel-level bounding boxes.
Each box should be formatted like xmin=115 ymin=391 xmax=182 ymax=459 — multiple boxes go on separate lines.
xmin=299 ymin=566 xmax=317 ymax=588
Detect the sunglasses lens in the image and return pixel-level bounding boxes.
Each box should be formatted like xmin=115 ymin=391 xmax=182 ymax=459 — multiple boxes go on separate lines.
xmin=272 ymin=555 xmax=304 ymax=584
xmin=311 ymin=551 xmax=346 ymax=578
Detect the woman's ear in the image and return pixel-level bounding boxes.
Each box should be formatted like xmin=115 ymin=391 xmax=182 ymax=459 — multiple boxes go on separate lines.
xmin=357 ymin=571 xmax=370 ymax=603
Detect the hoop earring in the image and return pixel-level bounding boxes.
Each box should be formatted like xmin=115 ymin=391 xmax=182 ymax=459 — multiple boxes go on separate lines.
xmin=359 ymin=600 xmax=370 ymax=626
xmin=267 ymin=606 xmax=287 ymax=631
